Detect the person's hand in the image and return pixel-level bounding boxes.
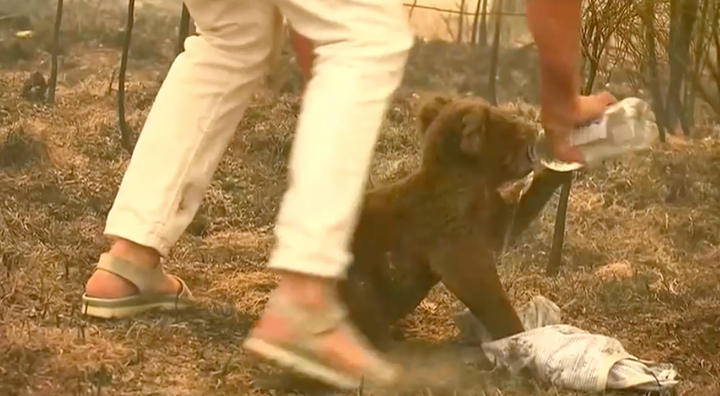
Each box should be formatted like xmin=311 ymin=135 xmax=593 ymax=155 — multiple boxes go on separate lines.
xmin=542 ymin=91 xmax=617 ymax=164
xmin=574 ymin=91 xmax=617 ymax=126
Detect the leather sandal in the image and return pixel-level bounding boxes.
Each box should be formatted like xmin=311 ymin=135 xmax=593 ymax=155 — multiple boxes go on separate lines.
xmin=243 ymin=290 xmax=401 ymax=390
xmin=81 ymin=253 xmax=194 ymax=319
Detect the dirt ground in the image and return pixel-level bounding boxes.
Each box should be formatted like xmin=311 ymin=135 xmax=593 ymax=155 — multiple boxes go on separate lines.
xmin=2 ymin=2 xmax=720 ymax=396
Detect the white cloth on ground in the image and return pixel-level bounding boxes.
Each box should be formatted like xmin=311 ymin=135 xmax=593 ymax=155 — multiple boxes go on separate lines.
xmin=452 ymin=295 xmax=679 ymax=393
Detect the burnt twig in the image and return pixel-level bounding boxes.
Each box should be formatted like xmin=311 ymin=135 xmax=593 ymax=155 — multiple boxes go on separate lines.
xmin=47 ymin=0 xmax=63 ymax=105
xmin=177 ymin=3 xmax=191 ymax=55
xmin=118 ymin=0 xmax=136 ymax=154
xmin=487 ymin=0 xmax=503 ymax=104
xmin=547 ymin=176 xmax=571 ymax=275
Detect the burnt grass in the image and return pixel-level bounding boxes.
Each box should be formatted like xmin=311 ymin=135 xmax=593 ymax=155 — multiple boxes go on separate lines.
xmin=2 ymin=2 xmax=720 ymax=396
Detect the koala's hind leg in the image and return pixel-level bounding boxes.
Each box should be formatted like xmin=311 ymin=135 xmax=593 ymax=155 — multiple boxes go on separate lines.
xmin=380 ymin=251 xmax=441 ymax=323
xmin=340 ymin=250 xmax=440 ymax=346
xmin=337 ymin=270 xmax=393 ymax=349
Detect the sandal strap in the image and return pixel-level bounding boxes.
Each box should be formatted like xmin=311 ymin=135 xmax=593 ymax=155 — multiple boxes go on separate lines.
xmin=266 ymin=290 xmax=348 ymax=336
xmin=256 ymin=290 xmax=399 ymax=385
xmin=95 ymin=253 xmax=168 ymax=294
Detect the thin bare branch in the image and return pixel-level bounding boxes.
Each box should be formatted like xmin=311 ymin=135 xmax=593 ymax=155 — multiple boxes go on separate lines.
xmin=118 ymin=0 xmax=135 ymax=154
xmin=47 ymin=0 xmax=63 ymax=105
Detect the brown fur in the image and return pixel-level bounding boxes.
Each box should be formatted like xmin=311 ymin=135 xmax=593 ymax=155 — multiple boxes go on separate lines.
xmin=338 ymin=95 xmax=544 ymax=349
xmin=268 ymin=97 xmax=570 ymax=391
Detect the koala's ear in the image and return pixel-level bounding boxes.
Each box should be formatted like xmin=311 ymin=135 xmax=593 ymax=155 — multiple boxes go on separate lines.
xmin=460 ymin=109 xmax=486 ymax=156
xmin=417 ymin=95 xmax=450 ymax=136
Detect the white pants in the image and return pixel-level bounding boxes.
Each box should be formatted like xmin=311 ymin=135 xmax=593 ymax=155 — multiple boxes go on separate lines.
xmin=104 ymin=0 xmax=413 ymax=279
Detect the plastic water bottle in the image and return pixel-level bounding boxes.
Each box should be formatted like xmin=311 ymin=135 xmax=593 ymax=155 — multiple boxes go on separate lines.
xmin=530 ymin=97 xmax=660 ymax=172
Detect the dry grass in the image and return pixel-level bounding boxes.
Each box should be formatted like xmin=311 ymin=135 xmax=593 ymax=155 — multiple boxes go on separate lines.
xmin=2 ymin=2 xmax=720 ymax=396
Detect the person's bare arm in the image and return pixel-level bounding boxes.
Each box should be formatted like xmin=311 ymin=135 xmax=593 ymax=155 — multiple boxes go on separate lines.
xmin=526 ymin=0 xmax=586 ymax=163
